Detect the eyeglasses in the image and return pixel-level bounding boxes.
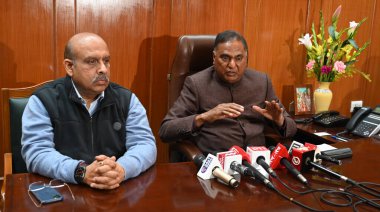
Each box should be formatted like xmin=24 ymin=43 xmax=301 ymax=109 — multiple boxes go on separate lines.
xmin=28 ymin=179 xmax=75 ymax=207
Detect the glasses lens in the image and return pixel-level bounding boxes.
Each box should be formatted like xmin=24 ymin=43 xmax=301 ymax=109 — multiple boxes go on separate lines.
xmin=29 ymin=181 xmax=45 ymax=191
xmin=49 ymin=179 xmax=65 ymax=188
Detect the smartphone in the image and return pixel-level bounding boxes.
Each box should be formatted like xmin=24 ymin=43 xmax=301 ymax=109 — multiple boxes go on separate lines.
xmin=30 ymin=187 xmax=63 ymax=205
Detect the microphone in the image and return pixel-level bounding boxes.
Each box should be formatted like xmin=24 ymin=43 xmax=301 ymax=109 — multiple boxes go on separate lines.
xmin=287 ymin=141 xmax=304 ymax=155
xmin=289 ymin=146 xmax=315 ymax=172
xmin=316 ymin=153 xmax=342 ymax=165
xmin=291 ymin=147 xmax=357 ymax=185
xmin=194 ymin=154 xmax=206 ymax=168
xmin=269 ymin=144 xmax=308 ymax=185
xmin=307 ymin=160 xmax=357 ymax=185
xmin=230 ymin=161 xmax=255 ymax=178
xmin=229 ymin=146 xmax=275 ymax=190
xmin=194 ymin=153 xmax=239 ymax=188
xmin=304 ymin=143 xmax=342 ymax=165
xmin=247 ymin=146 xmax=277 ymax=178
xmin=216 ymin=151 xmax=242 ymax=175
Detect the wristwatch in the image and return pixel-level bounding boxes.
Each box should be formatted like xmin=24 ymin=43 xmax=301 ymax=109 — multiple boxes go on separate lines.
xmin=74 ymin=161 xmax=87 ymax=184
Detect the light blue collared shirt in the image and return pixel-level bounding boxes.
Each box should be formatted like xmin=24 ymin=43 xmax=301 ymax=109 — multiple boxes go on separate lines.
xmin=21 ymin=86 xmax=157 ymax=183
xmin=71 ymin=80 xmax=104 ymax=116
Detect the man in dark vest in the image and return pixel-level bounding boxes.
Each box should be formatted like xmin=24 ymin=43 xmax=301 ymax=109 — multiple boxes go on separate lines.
xmin=22 ymin=33 xmax=157 ymax=190
xmin=159 ymin=30 xmax=297 ymax=155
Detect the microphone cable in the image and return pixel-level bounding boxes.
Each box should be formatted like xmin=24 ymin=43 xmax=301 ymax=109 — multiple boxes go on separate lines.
xmin=281 ymin=184 xmax=380 ymax=211
xmin=344 ymin=181 xmax=380 ymax=210
xmin=308 ymin=159 xmax=380 ymax=209
xmin=277 ymin=179 xmax=380 ymax=210
xmin=274 ymin=177 xmax=380 ymax=210
xmin=271 ymin=145 xmax=380 ymax=210
xmin=237 ymin=163 xmax=333 ymax=211
xmin=354 ymin=182 xmax=380 ymax=196
xmin=320 ymin=188 xmax=380 ymax=210
xmin=271 ymin=186 xmax=334 ymax=212
xmin=335 ymin=130 xmax=351 ymax=141
xmin=272 ymin=175 xmax=352 ymax=208
xmin=237 ymin=158 xmax=380 ymax=210
xmin=345 ymin=181 xmax=380 ymax=198
xmin=353 ymin=198 xmax=380 ymax=212
xmin=273 ymin=175 xmax=313 ymax=193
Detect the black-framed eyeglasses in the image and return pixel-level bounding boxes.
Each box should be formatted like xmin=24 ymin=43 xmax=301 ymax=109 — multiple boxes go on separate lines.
xmin=27 ymin=179 xmax=75 ymax=207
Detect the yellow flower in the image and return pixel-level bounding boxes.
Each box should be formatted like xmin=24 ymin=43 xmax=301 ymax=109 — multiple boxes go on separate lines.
xmin=315 ymin=45 xmax=323 ymax=56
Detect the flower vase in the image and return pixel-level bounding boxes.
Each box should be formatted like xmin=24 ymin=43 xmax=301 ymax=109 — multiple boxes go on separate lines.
xmin=314 ymin=82 xmax=333 ymax=113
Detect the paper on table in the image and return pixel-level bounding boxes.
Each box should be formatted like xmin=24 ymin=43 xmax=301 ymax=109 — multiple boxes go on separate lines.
xmin=314 ymin=132 xmax=331 ymax=136
xmin=317 ymin=143 xmax=337 ymax=151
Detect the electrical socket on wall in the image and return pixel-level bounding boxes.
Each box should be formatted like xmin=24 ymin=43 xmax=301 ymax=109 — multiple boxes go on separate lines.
xmin=350 ymin=100 xmax=363 ymax=112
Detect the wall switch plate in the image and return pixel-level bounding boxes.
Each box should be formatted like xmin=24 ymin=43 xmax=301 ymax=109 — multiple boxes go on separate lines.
xmin=350 ymin=100 xmax=363 ymax=112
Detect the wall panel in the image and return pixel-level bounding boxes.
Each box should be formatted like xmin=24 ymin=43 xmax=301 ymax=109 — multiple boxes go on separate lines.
xmin=75 ymin=0 xmax=154 ymax=109
xmin=0 ymin=0 xmax=55 ymax=89
xmin=55 ymin=0 xmax=76 ymax=77
xmin=148 ymin=0 xmax=173 ymax=163
xmin=186 ymin=0 xmax=246 ymax=34
xmin=245 ymin=0 xmax=309 ymax=108
xmin=363 ymin=0 xmax=380 ymax=107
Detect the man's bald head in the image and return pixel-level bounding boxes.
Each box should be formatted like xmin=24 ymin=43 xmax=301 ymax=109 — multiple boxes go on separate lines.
xmin=62 ymin=32 xmax=111 ymax=100
xmin=64 ymin=33 xmax=108 ymax=60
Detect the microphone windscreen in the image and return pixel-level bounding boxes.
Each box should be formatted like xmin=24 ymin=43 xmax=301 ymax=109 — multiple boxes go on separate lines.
xmin=283 ymin=143 xmax=290 ymax=150
xmin=269 ymin=143 xmax=289 ymax=169
xmin=290 ymin=147 xmax=315 ymax=171
xmin=194 ymin=154 xmax=206 ymax=169
xmin=229 ymin=146 xmax=252 ymax=163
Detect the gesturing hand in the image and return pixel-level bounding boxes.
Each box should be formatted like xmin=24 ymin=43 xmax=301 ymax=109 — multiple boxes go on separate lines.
xmin=195 ymin=103 xmax=244 ymax=128
xmin=252 ymin=100 xmax=285 ymax=127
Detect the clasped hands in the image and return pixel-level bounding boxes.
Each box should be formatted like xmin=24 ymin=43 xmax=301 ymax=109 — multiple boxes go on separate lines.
xmin=83 ymin=155 xmax=125 ymax=190
xmin=195 ymin=100 xmax=284 ymax=128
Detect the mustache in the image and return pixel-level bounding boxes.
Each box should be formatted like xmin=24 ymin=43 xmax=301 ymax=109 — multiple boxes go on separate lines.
xmin=93 ymin=74 xmax=109 ymax=83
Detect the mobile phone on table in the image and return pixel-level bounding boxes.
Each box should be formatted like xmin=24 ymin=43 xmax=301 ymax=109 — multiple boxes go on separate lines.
xmin=30 ymin=187 xmax=63 ymax=205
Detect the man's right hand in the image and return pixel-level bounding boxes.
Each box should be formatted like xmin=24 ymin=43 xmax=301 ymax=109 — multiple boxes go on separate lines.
xmin=194 ymin=103 xmax=244 ymax=128
xmin=83 ymin=155 xmax=125 ymax=190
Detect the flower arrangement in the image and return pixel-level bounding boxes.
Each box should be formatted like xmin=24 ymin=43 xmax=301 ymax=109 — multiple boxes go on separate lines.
xmin=299 ymin=5 xmax=371 ymax=82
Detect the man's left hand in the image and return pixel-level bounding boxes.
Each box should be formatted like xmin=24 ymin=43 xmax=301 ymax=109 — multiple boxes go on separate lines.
xmin=252 ymin=100 xmax=285 ymax=127
xmin=86 ymin=155 xmax=125 ymax=189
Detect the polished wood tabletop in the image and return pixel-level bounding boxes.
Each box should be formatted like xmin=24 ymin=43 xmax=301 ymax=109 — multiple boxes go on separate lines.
xmin=294 ymin=120 xmax=362 ymax=145
xmin=3 ymin=138 xmax=380 ymax=211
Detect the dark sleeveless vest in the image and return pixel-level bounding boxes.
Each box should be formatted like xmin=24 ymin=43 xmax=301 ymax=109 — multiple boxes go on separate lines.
xmin=34 ymin=76 xmax=132 ymax=163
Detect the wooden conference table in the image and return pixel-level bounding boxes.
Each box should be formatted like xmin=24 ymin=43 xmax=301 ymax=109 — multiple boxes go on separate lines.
xmin=3 ymin=138 xmax=380 ymax=211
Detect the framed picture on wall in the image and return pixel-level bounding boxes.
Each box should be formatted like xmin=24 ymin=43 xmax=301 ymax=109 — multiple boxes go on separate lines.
xmin=294 ymin=84 xmax=313 ymax=115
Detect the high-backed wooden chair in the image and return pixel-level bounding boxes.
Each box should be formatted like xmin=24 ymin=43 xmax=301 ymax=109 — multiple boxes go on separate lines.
xmin=1 ymin=81 xmax=52 ymax=199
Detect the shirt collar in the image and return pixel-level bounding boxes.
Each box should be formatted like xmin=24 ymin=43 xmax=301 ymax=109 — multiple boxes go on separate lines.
xmin=71 ymin=80 xmax=105 ymax=104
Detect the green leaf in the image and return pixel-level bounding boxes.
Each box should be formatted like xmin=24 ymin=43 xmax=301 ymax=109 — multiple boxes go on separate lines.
xmin=320 ymin=11 xmax=325 ymax=41
xmin=334 ymin=31 xmax=339 ymax=39
xmin=332 ymin=5 xmax=341 ymax=28
xmin=328 ymin=26 xmax=336 ymax=40
xmin=311 ymin=23 xmax=318 ymax=47
xmin=345 ymin=60 xmax=356 ymax=66
xmin=348 ymin=39 xmax=358 ymax=50
xmin=356 ymin=69 xmax=372 ymax=82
